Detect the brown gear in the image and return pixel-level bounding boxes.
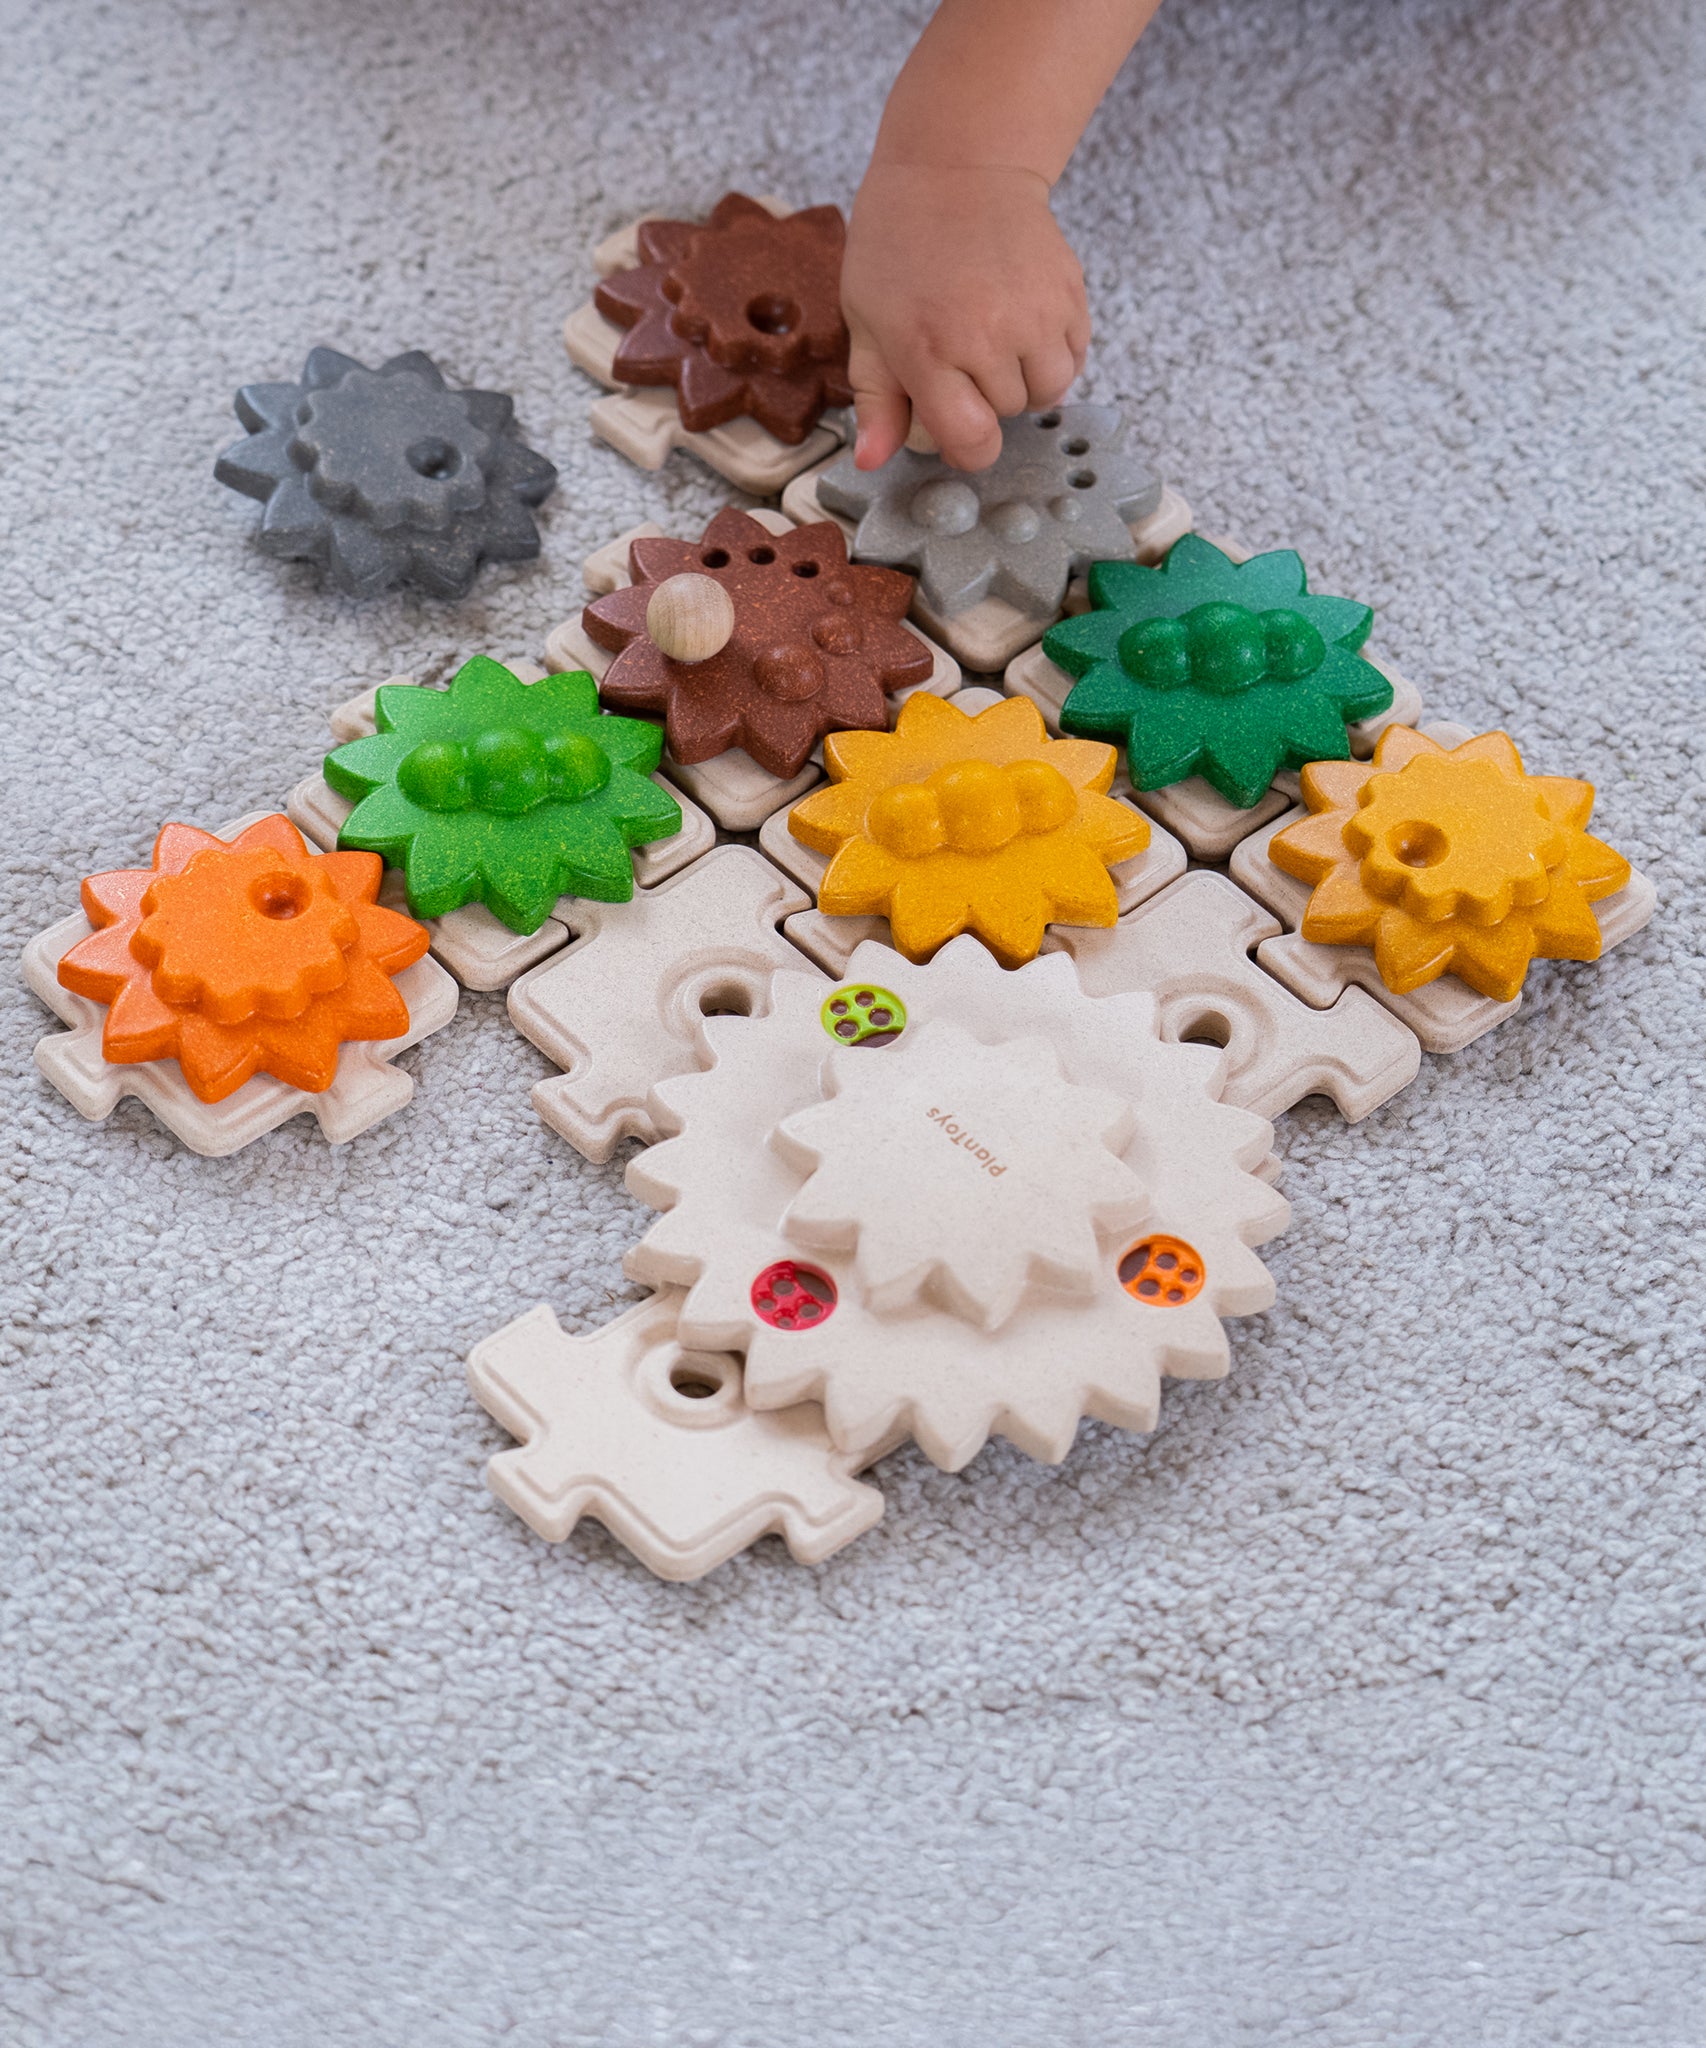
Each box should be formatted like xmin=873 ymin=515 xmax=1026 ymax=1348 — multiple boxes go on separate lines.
xmin=663 ymin=196 xmax=848 ymax=374
xmin=594 ymin=195 xmax=853 ymax=443
xmin=581 ymin=509 xmax=931 ymax=780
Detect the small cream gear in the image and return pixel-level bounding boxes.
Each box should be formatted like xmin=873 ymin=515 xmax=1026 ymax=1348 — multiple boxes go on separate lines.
xmin=626 ymin=937 xmax=1290 ymax=1472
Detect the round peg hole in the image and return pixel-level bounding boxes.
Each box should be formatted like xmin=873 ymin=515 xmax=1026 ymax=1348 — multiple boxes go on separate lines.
xmin=751 ymin=1261 xmax=837 ymax=1331
xmin=820 ymin=984 xmax=907 ymax=1046
xmin=746 ymin=294 xmax=800 ymax=336
xmin=1391 ymin=821 xmax=1449 ymax=868
xmin=406 ymin=437 xmax=458 ymax=480
xmin=1035 ymin=411 xmax=1062 ymax=431
xmin=250 ymin=873 xmax=311 ymax=920
xmin=668 ymin=1361 xmax=728 ymax=1401
xmin=1118 ymin=1235 xmax=1206 ymax=1307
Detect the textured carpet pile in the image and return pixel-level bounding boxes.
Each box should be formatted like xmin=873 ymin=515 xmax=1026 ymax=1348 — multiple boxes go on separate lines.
xmin=2 ymin=1 xmax=1703 ymax=2041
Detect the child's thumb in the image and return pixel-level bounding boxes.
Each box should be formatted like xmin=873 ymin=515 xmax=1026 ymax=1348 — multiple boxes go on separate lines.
xmin=848 ymin=343 xmax=910 ymax=470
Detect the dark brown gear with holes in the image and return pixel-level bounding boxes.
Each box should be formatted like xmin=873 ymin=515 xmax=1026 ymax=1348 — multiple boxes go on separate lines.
xmin=581 ymin=509 xmax=932 ymax=779
xmin=594 ymin=195 xmax=854 ymax=442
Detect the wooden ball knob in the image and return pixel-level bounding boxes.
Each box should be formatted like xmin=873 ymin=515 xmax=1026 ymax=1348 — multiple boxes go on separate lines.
xmin=904 ymin=417 xmax=939 ymax=456
xmin=645 ymin=573 xmax=736 ymax=664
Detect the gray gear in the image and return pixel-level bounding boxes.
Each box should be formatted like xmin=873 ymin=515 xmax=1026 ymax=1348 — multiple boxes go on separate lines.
xmin=816 ymin=404 xmax=1162 ymax=621
xmin=215 ymin=348 xmax=557 ymax=599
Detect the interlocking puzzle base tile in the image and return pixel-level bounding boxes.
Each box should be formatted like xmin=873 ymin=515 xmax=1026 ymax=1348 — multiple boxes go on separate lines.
xmin=1051 ymin=870 xmax=1421 ymax=1122
xmin=1003 ymin=644 xmax=1427 ymax=859
xmin=550 ymin=510 xmax=960 ymax=833
xmin=508 ymin=845 xmax=818 ymax=1162
xmin=565 ymin=201 xmax=846 ymax=496
xmin=763 ymin=733 xmax=1190 ymax=977
xmin=23 ymin=815 xmax=458 ymax=1155
xmin=781 ymin=462 xmax=1196 ymax=675
xmin=468 ymin=1289 xmax=887 ymax=1579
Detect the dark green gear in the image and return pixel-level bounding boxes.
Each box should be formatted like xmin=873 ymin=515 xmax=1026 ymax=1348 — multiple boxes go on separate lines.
xmin=325 ymin=657 xmax=680 ymax=933
xmin=1043 ymin=535 xmax=1392 ymax=808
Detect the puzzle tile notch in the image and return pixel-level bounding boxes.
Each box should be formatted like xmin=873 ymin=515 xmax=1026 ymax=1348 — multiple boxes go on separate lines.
xmin=508 ymin=845 xmax=819 ymax=1163
xmin=1052 ymin=869 xmax=1422 ymax=1122
xmin=214 ymin=348 xmax=556 ymax=598
xmin=626 ymin=939 xmax=1288 ymax=1472
xmin=24 ymin=814 xmax=457 ymax=1154
xmin=581 ymin=508 xmax=931 ymax=782
xmin=468 ymin=1290 xmax=885 ymax=1580
xmin=1044 ymin=534 xmax=1395 ymax=809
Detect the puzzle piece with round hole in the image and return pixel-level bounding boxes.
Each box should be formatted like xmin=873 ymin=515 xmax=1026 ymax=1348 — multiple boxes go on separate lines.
xmin=288 ymin=663 xmax=715 ymax=991
xmin=1048 ymin=868 xmax=1422 ymax=1122
xmin=759 ymin=691 xmax=1188 ymax=976
xmin=784 ymin=434 xmax=1194 ymax=675
xmin=545 ymin=506 xmax=959 ymax=833
xmin=23 ymin=813 xmax=458 ymax=1156
xmin=625 ymin=938 xmax=1288 ymax=1473
xmin=564 ymin=195 xmax=849 ymax=496
xmin=1249 ymin=725 xmax=1655 ymax=1025
xmin=468 ymin=1289 xmax=890 ymax=1580
xmin=507 ymin=845 xmax=819 ymax=1163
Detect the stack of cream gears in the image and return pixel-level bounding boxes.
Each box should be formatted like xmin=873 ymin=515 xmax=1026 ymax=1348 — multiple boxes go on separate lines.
xmin=627 ymin=937 xmax=1289 ymax=1473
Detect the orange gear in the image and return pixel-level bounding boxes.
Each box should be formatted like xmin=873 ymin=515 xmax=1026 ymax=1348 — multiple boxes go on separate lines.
xmin=58 ymin=816 xmax=429 ymax=1101
xmin=1269 ymin=727 xmax=1631 ymax=1003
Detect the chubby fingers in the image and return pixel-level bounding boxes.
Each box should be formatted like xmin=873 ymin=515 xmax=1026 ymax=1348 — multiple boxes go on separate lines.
xmin=851 ymin=330 xmax=1090 ymax=473
xmin=848 ymin=337 xmax=913 ymax=470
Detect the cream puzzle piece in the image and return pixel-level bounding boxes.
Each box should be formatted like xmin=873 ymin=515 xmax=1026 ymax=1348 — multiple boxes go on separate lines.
xmin=545 ymin=507 xmax=960 ymax=833
xmin=22 ymin=813 xmax=458 ymax=1157
xmin=1003 ymin=644 xmax=1427 ymax=860
xmin=468 ymin=1289 xmax=887 ymax=1580
xmin=564 ymin=198 xmax=847 ymax=496
xmin=288 ymin=668 xmax=715 ymax=991
xmin=1050 ymin=869 xmax=1422 ymax=1122
xmin=759 ymin=700 xmax=1191 ymax=976
xmin=625 ymin=938 xmax=1289 ymax=1473
xmin=507 ymin=845 xmax=818 ymax=1163
xmin=782 ymin=458 xmax=1196 ymax=675
xmin=1227 ymin=724 xmax=1658 ymax=1053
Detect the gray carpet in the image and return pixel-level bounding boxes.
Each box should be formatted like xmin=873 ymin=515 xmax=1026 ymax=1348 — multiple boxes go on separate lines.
xmin=3 ymin=0 xmax=1703 ymax=2040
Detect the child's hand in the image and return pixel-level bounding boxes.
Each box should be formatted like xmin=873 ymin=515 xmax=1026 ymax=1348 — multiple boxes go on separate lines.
xmin=843 ymin=162 xmax=1089 ymax=472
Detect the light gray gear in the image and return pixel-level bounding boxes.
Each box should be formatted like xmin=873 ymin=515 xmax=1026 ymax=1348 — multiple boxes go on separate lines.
xmin=815 ymin=404 xmax=1163 ymax=621
xmin=215 ymin=347 xmax=558 ymax=599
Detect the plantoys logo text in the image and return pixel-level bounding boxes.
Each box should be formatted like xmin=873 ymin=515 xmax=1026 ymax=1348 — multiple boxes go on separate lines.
xmin=925 ymin=1107 xmax=1007 ymax=1178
